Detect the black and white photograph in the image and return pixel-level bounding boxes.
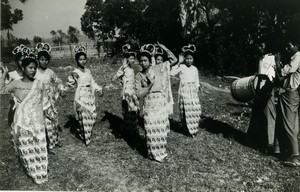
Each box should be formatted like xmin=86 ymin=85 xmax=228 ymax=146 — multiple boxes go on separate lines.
xmin=0 ymin=0 xmax=300 ymax=191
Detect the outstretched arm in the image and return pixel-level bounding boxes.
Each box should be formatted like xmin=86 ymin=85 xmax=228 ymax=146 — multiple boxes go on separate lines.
xmin=157 ymin=42 xmax=178 ymax=66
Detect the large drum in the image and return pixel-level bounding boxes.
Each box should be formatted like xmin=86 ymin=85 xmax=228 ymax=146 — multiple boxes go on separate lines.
xmin=231 ymin=74 xmax=272 ymax=102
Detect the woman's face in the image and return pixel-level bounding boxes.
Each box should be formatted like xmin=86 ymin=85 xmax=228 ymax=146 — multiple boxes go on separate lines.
xmin=155 ymin=55 xmax=163 ymax=64
xmin=38 ymin=56 xmax=49 ymax=69
xmin=258 ymin=42 xmax=266 ymax=55
xmin=128 ymin=56 xmax=135 ymax=65
xmin=139 ymin=56 xmax=150 ymax=71
xmin=185 ymin=55 xmax=194 ymax=66
xmin=17 ymin=56 xmax=25 ymax=69
xmin=286 ymin=42 xmax=298 ymax=54
xmin=22 ymin=62 xmax=37 ymax=79
xmin=77 ymin=55 xmax=87 ymax=67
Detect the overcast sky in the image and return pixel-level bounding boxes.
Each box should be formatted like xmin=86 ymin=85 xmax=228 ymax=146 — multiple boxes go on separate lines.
xmin=9 ymin=0 xmax=87 ymax=39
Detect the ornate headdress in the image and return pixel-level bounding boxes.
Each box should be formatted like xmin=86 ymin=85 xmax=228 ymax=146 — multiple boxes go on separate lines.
xmin=35 ymin=42 xmax=51 ymax=53
xmin=154 ymin=46 xmax=164 ymax=56
xmin=23 ymin=47 xmax=37 ymax=60
xmin=140 ymin=44 xmax=155 ymax=55
xmin=182 ymin=44 xmax=196 ymax=53
xmin=12 ymin=44 xmax=26 ymax=55
xmin=122 ymin=44 xmax=136 ymax=56
xmin=74 ymin=45 xmax=86 ymax=55
xmin=12 ymin=44 xmax=36 ymax=59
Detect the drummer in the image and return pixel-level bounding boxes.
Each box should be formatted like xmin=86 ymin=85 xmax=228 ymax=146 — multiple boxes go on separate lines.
xmin=275 ymin=39 xmax=300 ymax=167
xmin=247 ymin=41 xmax=278 ymax=152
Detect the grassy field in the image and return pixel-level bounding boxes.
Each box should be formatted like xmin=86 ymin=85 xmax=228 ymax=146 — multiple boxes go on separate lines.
xmin=0 ymin=56 xmax=299 ymax=192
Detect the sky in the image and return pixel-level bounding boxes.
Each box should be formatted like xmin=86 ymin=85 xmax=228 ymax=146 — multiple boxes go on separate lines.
xmin=8 ymin=0 xmax=87 ymax=39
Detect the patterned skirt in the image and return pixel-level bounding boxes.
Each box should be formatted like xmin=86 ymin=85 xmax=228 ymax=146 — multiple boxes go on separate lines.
xmin=143 ymin=92 xmax=168 ymax=162
xmin=12 ymin=124 xmax=48 ymax=184
xmin=179 ymin=83 xmax=201 ymax=136
xmin=75 ymin=87 xmax=97 ymax=146
xmin=45 ymin=103 xmax=59 ymax=149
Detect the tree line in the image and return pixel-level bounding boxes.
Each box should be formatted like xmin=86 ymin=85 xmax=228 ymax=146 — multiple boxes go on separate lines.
xmin=81 ymin=0 xmax=300 ymax=76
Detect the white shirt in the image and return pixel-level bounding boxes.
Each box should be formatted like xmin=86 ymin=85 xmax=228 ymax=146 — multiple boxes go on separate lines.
xmin=258 ymin=54 xmax=276 ymax=82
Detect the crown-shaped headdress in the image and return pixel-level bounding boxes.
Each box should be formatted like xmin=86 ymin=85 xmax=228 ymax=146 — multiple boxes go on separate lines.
xmin=12 ymin=44 xmax=26 ymax=55
xmin=154 ymin=46 xmax=164 ymax=56
xmin=23 ymin=47 xmax=37 ymax=60
xmin=140 ymin=44 xmax=155 ymax=55
xmin=74 ymin=45 xmax=86 ymax=54
xmin=122 ymin=44 xmax=136 ymax=56
xmin=35 ymin=42 xmax=51 ymax=53
xmin=182 ymin=44 xmax=196 ymax=53
xmin=12 ymin=44 xmax=36 ymax=59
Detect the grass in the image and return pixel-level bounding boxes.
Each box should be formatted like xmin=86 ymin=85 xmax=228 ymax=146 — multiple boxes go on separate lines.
xmin=0 ymin=56 xmax=300 ymax=191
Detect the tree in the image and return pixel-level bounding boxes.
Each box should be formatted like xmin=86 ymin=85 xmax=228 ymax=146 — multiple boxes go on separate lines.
xmin=1 ymin=0 xmax=25 ymax=46
xmin=81 ymin=0 xmax=183 ymax=51
xmin=50 ymin=29 xmax=67 ymax=45
xmin=33 ymin=36 xmax=42 ymax=44
xmin=67 ymin=26 xmax=80 ymax=43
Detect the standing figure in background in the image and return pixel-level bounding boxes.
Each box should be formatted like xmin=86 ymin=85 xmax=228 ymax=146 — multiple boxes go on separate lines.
xmin=135 ymin=44 xmax=169 ymax=163
xmin=170 ymin=44 xmax=201 ymax=137
xmin=34 ymin=43 xmax=65 ymax=154
xmin=153 ymin=43 xmax=178 ymax=133
xmin=275 ymin=39 xmax=300 ymax=167
xmin=67 ymin=45 xmax=102 ymax=146
xmin=0 ymin=50 xmax=49 ymax=184
xmin=113 ymin=44 xmax=139 ymax=143
xmin=247 ymin=42 xmax=278 ymax=152
xmin=5 ymin=45 xmax=25 ymax=127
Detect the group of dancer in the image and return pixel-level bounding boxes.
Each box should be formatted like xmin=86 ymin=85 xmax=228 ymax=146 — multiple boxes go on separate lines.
xmin=0 ymin=42 xmax=202 ymax=184
xmin=247 ymin=39 xmax=300 ymax=167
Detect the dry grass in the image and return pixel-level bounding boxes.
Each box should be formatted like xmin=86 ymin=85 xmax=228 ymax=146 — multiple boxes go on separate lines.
xmin=0 ymin=56 xmax=300 ymax=192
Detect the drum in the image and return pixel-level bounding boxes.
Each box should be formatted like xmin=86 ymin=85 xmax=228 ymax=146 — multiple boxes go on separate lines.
xmin=231 ymin=74 xmax=272 ymax=102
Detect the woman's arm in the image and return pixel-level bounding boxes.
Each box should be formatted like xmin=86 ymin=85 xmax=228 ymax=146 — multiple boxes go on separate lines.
xmin=157 ymin=42 xmax=178 ymax=66
xmin=0 ymin=66 xmax=15 ymax=94
xmin=135 ymin=73 xmax=153 ymax=99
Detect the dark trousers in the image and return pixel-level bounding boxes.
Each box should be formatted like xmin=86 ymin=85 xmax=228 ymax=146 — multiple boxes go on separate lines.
xmin=248 ymin=89 xmax=276 ymax=149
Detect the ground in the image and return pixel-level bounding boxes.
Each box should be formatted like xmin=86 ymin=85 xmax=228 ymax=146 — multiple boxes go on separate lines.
xmin=0 ymin=57 xmax=299 ymax=192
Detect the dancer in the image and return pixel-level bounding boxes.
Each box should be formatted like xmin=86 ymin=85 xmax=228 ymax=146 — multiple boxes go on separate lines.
xmin=0 ymin=49 xmax=49 ymax=184
xmin=67 ymin=45 xmax=102 ymax=146
xmin=153 ymin=42 xmax=178 ymax=132
xmin=113 ymin=44 xmax=139 ymax=140
xmin=34 ymin=43 xmax=64 ymax=153
xmin=170 ymin=44 xmax=201 ymax=137
xmin=135 ymin=44 xmax=169 ymax=162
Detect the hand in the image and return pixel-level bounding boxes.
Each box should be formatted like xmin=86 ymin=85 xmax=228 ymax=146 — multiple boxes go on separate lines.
xmin=157 ymin=42 xmax=167 ymax=50
xmin=122 ymin=58 xmax=128 ymax=67
xmin=0 ymin=64 xmax=8 ymax=79
xmin=178 ymin=54 xmax=184 ymax=63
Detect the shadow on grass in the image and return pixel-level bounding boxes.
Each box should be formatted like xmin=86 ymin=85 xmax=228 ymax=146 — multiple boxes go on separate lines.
xmin=64 ymin=115 xmax=83 ymax=141
xmin=101 ymin=111 xmax=148 ymax=158
xmin=200 ymin=115 xmax=250 ymax=147
xmin=169 ymin=118 xmax=191 ymax=137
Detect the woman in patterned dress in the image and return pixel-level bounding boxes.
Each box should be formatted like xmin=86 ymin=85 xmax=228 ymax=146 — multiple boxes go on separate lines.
xmin=34 ymin=43 xmax=64 ymax=153
xmin=67 ymin=46 xmax=102 ymax=146
xmin=170 ymin=44 xmax=201 ymax=137
xmin=113 ymin=44 xmax=139 ymax=138
xmin=0 ymin=52 xmax=50 ymax=184
xmin=135 ymin=44 xmax=169 ymax=163
xmin=153 ymin=43 xmax=178 ymax=133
